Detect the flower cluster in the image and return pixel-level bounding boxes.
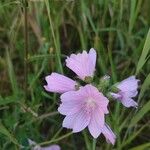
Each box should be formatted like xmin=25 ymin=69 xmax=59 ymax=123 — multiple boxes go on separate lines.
xmin=44 ymin=48 xmax=139 ymax=145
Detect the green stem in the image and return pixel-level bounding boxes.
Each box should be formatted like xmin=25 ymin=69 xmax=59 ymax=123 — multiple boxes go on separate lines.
xmin=23 ymin=0 xmax=28 ymax=101
xmin=82 ymin=131 xmax=91 ymax=150
xmin=39 ymin=132 xmax=72 ymax=146
xmin=92 ymin=138 xmax=96 ymax=150
xmin=44 ymin=0 xmax=63 ymax=74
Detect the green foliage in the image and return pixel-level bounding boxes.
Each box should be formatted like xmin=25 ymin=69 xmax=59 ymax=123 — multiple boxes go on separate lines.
xmin=0 ymin=0 xmax=150 ymax=149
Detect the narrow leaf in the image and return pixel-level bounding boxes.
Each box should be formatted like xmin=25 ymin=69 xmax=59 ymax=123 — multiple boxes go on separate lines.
xmin=0 ymin=122 xmax=19 ymax=146
xmin=129 ymin=100 xmax=150 ymax=127
xmin=136 ymin=29 xmax=150 ymax=74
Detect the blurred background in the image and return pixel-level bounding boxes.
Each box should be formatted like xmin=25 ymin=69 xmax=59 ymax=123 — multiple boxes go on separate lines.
xmin=0 ymin=0 xmax=150 ymax=149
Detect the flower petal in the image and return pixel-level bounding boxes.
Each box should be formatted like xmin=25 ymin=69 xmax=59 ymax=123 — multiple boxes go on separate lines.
xmin=89 ymin=48 xmax=96 ymax=69
xmin=121 ymin=98 xmax=138 ymax=108
xmin=117 ymin=76 xmax=139 ymax=97
xmin=66 ymin=49 xmax=96 ymax=80
xmin=88 ymin=108 xmax=104 ymax=138
xmin=62 ymin=109 xmax=90 ymax=132
xmin=62 ymin=114 xmax=76 ymax=129
xmin=102 ymin=124 xmax=116 ymax=145
xmin=110 ymin=93 xmax=121 ymax=99
xmin=44 ymin=73 xmax=76 ymax=93
xmin=58 ymin=102 xmax=82 ymax=115
xmin=72 ymin=109 xmax=90 ymax=133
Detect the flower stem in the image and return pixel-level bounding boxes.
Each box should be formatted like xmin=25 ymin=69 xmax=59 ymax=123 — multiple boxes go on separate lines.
xmin=82 ymin=131 xmax=91 ymax=150
xmin=23 ymin=0 xmax=28 ymax=101
xmin=39 ymin=132 xmax=72 ymax=146
xmin=92 ymin=138 xmax=96 ymax=150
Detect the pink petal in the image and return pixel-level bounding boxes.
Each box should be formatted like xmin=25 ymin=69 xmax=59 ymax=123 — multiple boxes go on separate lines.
xmin=60 ymin=91 xmax=85 ymax=103
xmin=89 ymin=48 xmax=96 ymax=69
xmin=58 ymin=102 xmax=82 ymax=115
xmin=41 ymin=145 xmax=61 ymax=150
xmin=62 ymin=114 xmax=76 ymax=129
xmin=72 ymin=109 xmax=91 ymax=132
xmin=44 ymin=73 xmax=76 ymax=93
xmin=121 ymin=98 xmax=138 ymax=108
xmin=66 ymin=49 xmax=96 ymax=80
xmin=88 ymin=107 xmax=104 ymax=138
xmin=117 ymin=76 xmax=139 ymax=97
xmin=110 ymin=93 xmax=121 ymax=99
xmin=62 ymin=109 xmax=90 ymax=132
xmin=102 ymin=124 xmax=116 ymax=145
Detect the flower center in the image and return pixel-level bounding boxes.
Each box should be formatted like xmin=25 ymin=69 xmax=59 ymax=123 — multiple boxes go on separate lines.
xmin=86 ymin=97 xmax=96 ymax=109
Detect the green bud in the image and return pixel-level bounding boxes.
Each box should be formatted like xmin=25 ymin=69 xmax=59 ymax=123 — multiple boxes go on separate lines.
xmin=99 ymin=75 xmax=110 ymax=87
xmin=97 ymin=75 xmax=110 ymax=92
xmin=84 ymin=76 xmax=93 ymax=83
xmin=111 ymin=85 xmax=120 ymax=93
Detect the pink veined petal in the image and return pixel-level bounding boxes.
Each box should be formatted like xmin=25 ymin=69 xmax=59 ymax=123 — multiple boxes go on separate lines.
xmin=62 ymin=114 xmax=77 ymax=129
xmin=96 ymin=92 xmax=109 ymax=114
xmin=65 ymin=49 xmax=97 ymax=80
xmin=88 ymin=107 xmax=104 ymax=138
xmin=62 ymin=109 xmax=90 ymax=132
xmin=117 ymin=76 xmax=139 ymax=96
xmin=110 ymin=92 xmax=121 ymax=99
xmin=44 ymin=73 xmax=76 ymax=93
xmin=89 ymin=48 xmax=96 ymax=69
xmin=125 ymin=90 xmax=138 ymax=98
xmin=41 ymin=145 xmax=61 ymax=150
xmin=72 ymin=109 xmax=91 ymax=133
xmin=102 ymin=124 xmax=116 ymax=145
xmin=60 ymin=91 xmax=85 ymax=103
xmin=58 ymin=101 xmax=82 ymax=115
xmin=121 ymin=97 xmax=138 ymax=108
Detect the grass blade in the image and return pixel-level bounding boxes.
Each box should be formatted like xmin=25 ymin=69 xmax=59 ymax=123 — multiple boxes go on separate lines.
xmin=138 ymin=73 xmax=150 ymax=101
xmin=6 ymin=49 xmax=18 ymax=95
xmin=129 ymin=142 xmax=150 ymax=150
xmin=129 ymin=100 xmax=150 ymax=127
xmin=136 ymin=29 xmax=150 ymax=75
xmin=0 ymin=122 xmax=19 ymax=146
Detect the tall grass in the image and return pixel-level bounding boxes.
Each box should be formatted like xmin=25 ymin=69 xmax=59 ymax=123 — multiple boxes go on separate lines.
xmin=0 ymin=0 xmax=150 ymax=149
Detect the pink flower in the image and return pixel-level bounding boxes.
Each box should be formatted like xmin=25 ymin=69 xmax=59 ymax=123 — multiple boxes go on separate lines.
xmin=58 ymin=84 xmax=116 ymax=144
xmin=66 ymin=48 xmax=96 ymax=80
xmin=44 ymin=73 xmax=77 ymax=94
xmin=28 ymin=139 xmax=61 ymax=150
xmin=111 ymin=76 xmax=139 ymax=108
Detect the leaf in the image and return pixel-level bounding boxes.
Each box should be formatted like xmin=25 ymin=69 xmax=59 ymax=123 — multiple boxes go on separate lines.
xmin=6 ymin=49 xmax=18 ymax=95
xmin=121 ymin=123 xmax=147 ymax=148
xmin=129 ymin=142 xmax=150 ymax=150
xmin=138 ymin=73 xmax=150 ymax=101
xmin=0 ymin=96 xmax=19 ymax=106
xmin=0 ymin=122 xmax=19 ymax=146
xmin=136 ymin=29 xmax=150 ymax=75
xmin=129 ymin=100 xmax=150 ymax=127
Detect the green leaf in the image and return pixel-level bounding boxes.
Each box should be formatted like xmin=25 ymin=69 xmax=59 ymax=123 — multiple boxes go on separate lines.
xmin=136 ymin=29 xmax=150 ymax=75
xmin=129 ymin=142 xmax=150 ymax=150
xmin=6 ymin=49 xmax=18 ymax=95
xmin=129 ymin=100 xmax=150 ymax=127
xmin=121 ymin=123 xmax=147 ymax=148
xmin=0 ymin=96 xmax=19 ymax=106
xmin=0 ymin=122 xmax=19 ymax=146
xmin=138 ymin=73 xmax=150 ymax=101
